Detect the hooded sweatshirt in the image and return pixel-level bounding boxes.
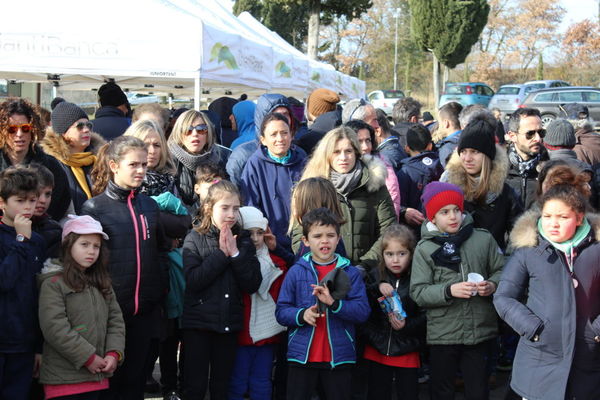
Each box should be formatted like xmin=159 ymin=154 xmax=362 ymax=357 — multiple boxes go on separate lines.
xmin=230 ymin=101 xmax=257 ymax=150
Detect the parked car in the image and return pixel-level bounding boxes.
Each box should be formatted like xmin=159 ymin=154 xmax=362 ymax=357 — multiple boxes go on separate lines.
xmin=524 ymin=80 xmax=571 ymax=90
xmin=127 ymin=92 xmax=160 ymax=105
xmin=519 ymin=86 xmax=600 ymax=126
xmin=488 ymin=84 xmax=537 ymax=115
xmin=439 ymin=82 xmax=495 ymax=107
xmin=368 ymin=89 xmax=405 ymax=115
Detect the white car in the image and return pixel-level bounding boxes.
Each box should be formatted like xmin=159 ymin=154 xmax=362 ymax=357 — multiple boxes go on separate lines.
xmin=368 ymin=90 xmax=405 ymax=116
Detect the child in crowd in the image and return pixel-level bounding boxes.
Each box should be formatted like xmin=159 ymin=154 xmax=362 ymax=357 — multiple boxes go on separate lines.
xmin=191 ymin=164 xmax=225 ymax=226
xmin=27 ymin=163 xmax=62 ymax=259
xmin=181 ymin=180 xmax=261 ymax=400
xmin=398 ymin=124 xmax=443 ymax=227
xmin=409 ymin=182 xmax=503 ymax=399
xmin=38 ymin=215 xmax=125 ymax=400
xmin=0 ymin=167 xmax=45 ymax=400
xmin=362 ymin=224 xmax=425 ymax=400
xmin=228 ymin=206 xmax=288 ymax=400
xmin=276 ymin=207 xmax=370 ymax=400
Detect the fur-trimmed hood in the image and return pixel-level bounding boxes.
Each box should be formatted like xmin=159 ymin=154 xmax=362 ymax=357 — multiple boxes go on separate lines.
xmin=509 ymin=209 xmax=600 ymax=249
xmin=361 ymin=153 xmax=388 ymax=193
xmin=41 ymin=129 xmax=106 ymax=161
xmin=443 ymin=144 xmax=508 ymax=202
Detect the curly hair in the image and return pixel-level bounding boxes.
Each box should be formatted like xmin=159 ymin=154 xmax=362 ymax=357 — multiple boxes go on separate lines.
xmin=0 ymin=97 xmax=44 ymax=153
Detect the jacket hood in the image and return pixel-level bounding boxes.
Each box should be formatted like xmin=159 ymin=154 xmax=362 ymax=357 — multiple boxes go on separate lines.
xmin=233 ymin=100 xmax=256 ymax=138
xmin=509 ymin=210 xmax=600 ymax=249
xmin=256 ymin=144 xmax=307 ymax=166
xmin=208 ymin=96 xmax=238 ymax=129
xmin=444 ymin=144 xmax=508 ymax=202
xmin=420 ymin=212 xmax=474 ymax=241
xmin=360 ymin=154 xmax=388 ymax=193
xmin=255 ymin=94 xmax=290 ymax=136
xmin=400 ymin=151 xmax=439 ymax=167
xmin=38 ymin=258 xmax=64 ymax=283
xmin=309 ymin=110 xmax=342 ymax=135
xmin=41 ymin=130 xmax=106 ymax=161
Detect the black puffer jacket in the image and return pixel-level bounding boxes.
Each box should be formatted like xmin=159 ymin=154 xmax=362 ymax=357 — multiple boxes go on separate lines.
xmin=361 ymin=268 xmax=425 ymax=357
xmin=81 ymin=181 xmax=169 ymax=317
xmin=182 ymin=226 xmax=261 ymax=333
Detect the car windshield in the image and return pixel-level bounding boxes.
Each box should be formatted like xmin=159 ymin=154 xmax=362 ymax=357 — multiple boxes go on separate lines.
xmin=446 ymin=85 xmax=466 ymax=94
xmin=497 ymin=87 xmax=520 ymax=95
xmin=529 ymin=83 xmax=545 ymax=89
xmin=383 ymin=90 xmax=404 ymax=99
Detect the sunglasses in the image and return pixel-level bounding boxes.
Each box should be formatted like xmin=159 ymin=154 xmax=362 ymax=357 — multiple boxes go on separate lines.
xmin=522 ymin=129 xmax=546 ymax=140
xmin=188 ymin=124 xmax=208 ymax=134
xmin=75 ymin=121 xmax=93 ymax=130
xmin=7 ymin=123 xmax=33 ymax=134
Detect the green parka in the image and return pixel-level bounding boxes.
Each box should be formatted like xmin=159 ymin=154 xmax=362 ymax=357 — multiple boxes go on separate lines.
xmin=38 ymin=260 xmax=125 ymax=385
xmin=293 ymin=155 xmax=397 ymax=269
xmin=409 ymin=214 xmax=504 ymax=345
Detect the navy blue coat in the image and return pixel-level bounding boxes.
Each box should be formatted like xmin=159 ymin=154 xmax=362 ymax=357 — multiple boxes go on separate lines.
xmin=240 ymin=145 xmax=306 ymax=251
xmin=437 ymin=130 xmax=461 ymax=168
xmin=494 ymin=211 xmax=600 ymax=400
xmin=276 ymin=254 xmax=370 ymax=367
xmin=93 ymin=106 xmax=130 ymax=141
xmin=397 ymin=151 xmax=443 ymax=211
xmin=0 ymin=224 xmax=45 ymax=353
xmin=376 ymin=136 xmax=407 ymax=173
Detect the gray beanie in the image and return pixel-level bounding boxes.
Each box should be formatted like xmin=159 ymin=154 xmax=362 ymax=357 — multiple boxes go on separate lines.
xmin=51 ymin=102 xmax=88 ymax=134
xmin=544 ymin=119 xmax=575 ymax=149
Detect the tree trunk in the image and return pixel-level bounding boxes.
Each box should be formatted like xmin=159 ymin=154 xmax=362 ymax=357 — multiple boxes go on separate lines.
xmin=307 ymin=1 xmax=321 ymax=60
xmin=433 ymin=53 xmax=441 ymax=109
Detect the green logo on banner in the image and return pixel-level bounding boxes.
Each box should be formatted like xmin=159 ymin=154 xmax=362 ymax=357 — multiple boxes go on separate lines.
xmin=210 ymin=43 xmax=239 ymax=70
xmin=275 ymin=61 xmax=291 ymax=78
xmin=311 ymin=72 xmax=321 ymax=82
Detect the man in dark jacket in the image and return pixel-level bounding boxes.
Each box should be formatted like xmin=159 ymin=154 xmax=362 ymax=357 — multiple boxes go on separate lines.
xmin=391 ymin=97 xmax=421 ymax=148
xmin=565 ymin=103 xmax=600 ymax=165
xmin=295 ymin=109 xmax=342 ymax=155
xmin=435 ymin=102 xmax=463 ymax=167
xmin=93 ymin=82 xmax=131 ymax=141
xmin=506 ymin=108 xmax=547 ymax=209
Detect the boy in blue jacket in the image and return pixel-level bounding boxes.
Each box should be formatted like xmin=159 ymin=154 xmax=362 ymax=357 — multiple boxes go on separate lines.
xmin=0 ymin=167 xmax=45 ymax=399
xmin=276 ymin=207 xmax=370 ymax=400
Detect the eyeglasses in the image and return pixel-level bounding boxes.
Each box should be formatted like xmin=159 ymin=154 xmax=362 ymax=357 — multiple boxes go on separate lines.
xmin=7 ymin=123 xmax=33 ymax=134
xmin=522 ymin=129 xmax=546 ymax=140
xmin=348 ymin=98 xmax=367 ymax=121
xmin=188 ymin=124 xmax=208 ymax=134
xmin=75 ymin=121 xmax=93 ymax=131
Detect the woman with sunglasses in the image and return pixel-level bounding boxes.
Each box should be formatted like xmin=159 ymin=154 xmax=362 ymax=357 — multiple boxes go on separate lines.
xmin=42 ymin=100 xmax=105 ymax=214
xmin=168 ymin=110 xmax=231 ymax=208
xmin=0 ymin=97 xmax=71 ymax=220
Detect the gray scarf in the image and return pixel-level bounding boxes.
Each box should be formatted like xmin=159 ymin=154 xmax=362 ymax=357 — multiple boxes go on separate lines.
xmin=330 ymin=162 xmax=363 ymax=196
xmin=169 ymin=142 xmax=211 ymax=172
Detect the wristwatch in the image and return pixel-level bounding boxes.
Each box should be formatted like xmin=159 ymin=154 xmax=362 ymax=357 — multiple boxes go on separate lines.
xmin=15 ymin=234 xmax=26 ymax=242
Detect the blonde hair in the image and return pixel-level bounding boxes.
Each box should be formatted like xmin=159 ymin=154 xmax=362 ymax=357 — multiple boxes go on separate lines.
xmin=195 ymin=180 xmax=241 ymax=234
xmin=288 ymin=177 xmax=345 ymax=233
xmin=462 ymin=154 xmax=493 ymax=203
xmin=124 ymin=119 xmax=174 ymax=174
xmin=168 ymin=110 xmax=215 ymax=153
xmin=378 ymin=224 xmax=416 ymax=278
xmin=301 ymin=126 xmax=361 ymax=180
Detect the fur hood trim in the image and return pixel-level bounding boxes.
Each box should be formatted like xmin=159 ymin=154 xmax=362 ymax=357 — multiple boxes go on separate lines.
xmin=510 ymin=209 xmax=600 ymax=249
xmin=361 ymin=154 xmax=387 ymax=193
xmin=41 ymin=129 xmax=106 ymax=161
xmin=444 ymin=144 xmax=507 ymax=202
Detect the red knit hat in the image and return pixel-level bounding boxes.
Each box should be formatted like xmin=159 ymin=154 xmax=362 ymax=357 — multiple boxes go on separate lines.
xmin=421 ymin=182 xmax=464 ymax=221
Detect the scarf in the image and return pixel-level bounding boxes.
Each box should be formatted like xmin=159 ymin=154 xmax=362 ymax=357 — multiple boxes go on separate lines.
xmin=538 ymin=217 xmax=591 ymax=272
xmin=141 ymin=170 xmax=175 ymax=197
xmin=169 ymin=142 xmax=211 ymax=172
xmin=267 ymin=149 xmax=291 ymax=164
xmin=249 ymin=245 xmax=285 ymax=343
xmin=508 ymin=144 xmax=540 ymax=177
xmin=428 ymin=218 xmax=474 ymax=271
xmin=330 ymin=162 xmax=363 ymax=196
xmin=62 ymin=152 xmax=96 ymax=199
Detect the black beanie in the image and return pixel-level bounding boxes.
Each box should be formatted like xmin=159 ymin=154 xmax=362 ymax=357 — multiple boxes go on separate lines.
xmin=457 ymin=119 xmax=496 ymax=160
xmin=98 ymin=82 xmax=128 ymax=107
xmin=51 ymin=101 xmax=88 ymax=134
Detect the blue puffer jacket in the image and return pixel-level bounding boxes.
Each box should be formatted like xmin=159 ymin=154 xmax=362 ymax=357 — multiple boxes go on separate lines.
xmin=240 ymin=145 xmax=306 ymax=251
xmin=275 ymin=254 xmax=370 ymax=367
xmin=0 ymin=224 xmax=45 ymax=353
xmin=376 ymin=136 xmax=407 ymax=173
xmin=230 ymin=101 xmax=257 ymax=150
xmin=397 ymin=151 xmax=444 ymax=211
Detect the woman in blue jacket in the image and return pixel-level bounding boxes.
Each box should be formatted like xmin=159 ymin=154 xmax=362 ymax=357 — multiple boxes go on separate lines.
xmin=240 ymin=112 xmax=306 ymax=251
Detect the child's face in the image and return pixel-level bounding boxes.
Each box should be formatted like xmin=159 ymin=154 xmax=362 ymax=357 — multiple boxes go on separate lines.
xmin=541 ymin=199 xmax=583 ymax=243
xmin=0 ymin=192 xmax=37 ymax=226
xmin=383 ymin=240 xmax=411 ymax=275
xmin=302 ymin=223 xmax=340 ymax=264
xmin=71 ymin=234 xmax=102 ymax=269
xmin=143 ymin=130 xmax=162 ymax=170
xmin=432 ymin=204 xmax=462 ymax=234
xmin=194 ymin=179 xmax=221 ymax=203
xmin=34 ymin=186 xmax=53 ymax=217
xmin=249 ymin=228 xmax=265 ymax=249
xmin=211 ymin=193 xmax=240 ymax=230
xmin=109 ymin=149 xmax=148 ymax=190
xmin=459 ymin=148 xmax=484 ymax=176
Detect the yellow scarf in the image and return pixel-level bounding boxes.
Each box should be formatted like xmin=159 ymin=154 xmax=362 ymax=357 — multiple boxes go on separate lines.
xmin=62 ymin=152 xmax=96 ymax=199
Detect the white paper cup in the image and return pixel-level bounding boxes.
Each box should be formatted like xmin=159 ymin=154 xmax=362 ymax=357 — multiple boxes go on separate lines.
xmin=467 ymin=273 xmax=484 ymax=296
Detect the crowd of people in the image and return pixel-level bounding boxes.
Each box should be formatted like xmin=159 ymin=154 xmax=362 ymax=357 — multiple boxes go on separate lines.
xmin=1 ymin=80 xmax=600 ymax=400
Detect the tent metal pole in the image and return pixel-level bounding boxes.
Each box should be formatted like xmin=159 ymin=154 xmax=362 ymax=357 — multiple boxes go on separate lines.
xmin=194 ymin=77 xmax=201 ymax=111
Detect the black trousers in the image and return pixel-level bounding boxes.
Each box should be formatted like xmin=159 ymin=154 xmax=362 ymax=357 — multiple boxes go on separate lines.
xmin=366 ymin=360 xmax=419 ymax=400
xmin=429 ymin=340 xmax=491 ymax=400
xmin=287 ymin=364 xmax=353 ymax=400
xmin=160 ymin=320 xmax=183 ymax=393
xmin=182 ymin=329 xmax=238 ymax=400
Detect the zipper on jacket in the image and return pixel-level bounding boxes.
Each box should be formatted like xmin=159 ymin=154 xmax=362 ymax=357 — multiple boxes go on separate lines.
xmin=140 ymin=214 xmax=149 ymax=240
xmin=385 ymin=278 xmax=400 ymax=356
xmin=127 ymin=190 xmax=142 ymax=315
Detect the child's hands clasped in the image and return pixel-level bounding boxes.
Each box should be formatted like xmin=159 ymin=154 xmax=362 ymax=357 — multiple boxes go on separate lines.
xmin=100 ymin=354 xmax=118 ymax=374
xmin=379 ymin=282 xmax=394 ymax=297
xmin=476 ymin=281 xmax=496 ymax=297
xmin=219 ymin=224 xmax=238 ymax=257
xmin=303 ymin=305 xmax=320 ymax=327
xmin=311 ymin=284 xmax=334 ymax=307
xmin=86 ymin=355 xmax=107 ymax=374
xmin=389 ymin=313 xmax=406 ymax=331
xmin=450 ymin=282 xmax=477 ymax=298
